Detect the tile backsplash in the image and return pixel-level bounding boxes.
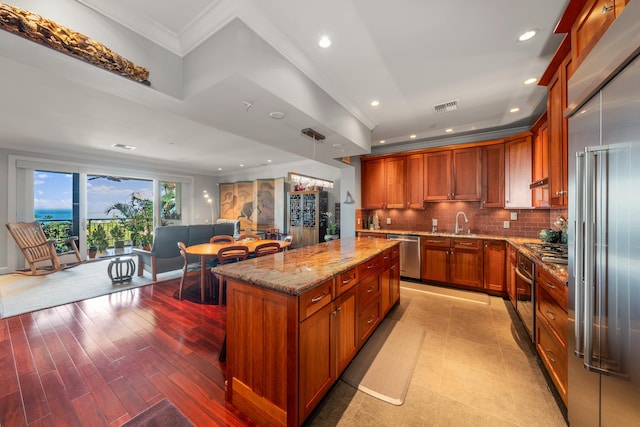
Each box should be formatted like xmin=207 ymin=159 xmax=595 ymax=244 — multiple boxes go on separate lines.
xmin=358 ymin=202 xmax=567 ymax=239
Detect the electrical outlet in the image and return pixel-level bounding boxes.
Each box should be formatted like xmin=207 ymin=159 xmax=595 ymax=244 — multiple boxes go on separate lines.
xmin=386 ymin=218 xmax=391 ymax=225
xmin=357 ymin=218 xmax=361 ymax=225
xmin=503 ymin=221 xmax=510 ymax=229
xmin=510 ymin=212 xmax=518 ymax=220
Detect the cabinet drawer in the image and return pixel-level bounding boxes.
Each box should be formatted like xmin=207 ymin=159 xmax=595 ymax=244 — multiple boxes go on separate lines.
xmin=381 ymin=246 xmax=399 ymax=263
xmin=536 ymin=320 xmax=568 ymax=403
xmin=299 ymin=279 xmax=334 ymax=321
xmin=537 ymin=286 xmax=568 ymax=348
xmin=422 ymin=237 xmax=451 ymax=247
xmin=453 ymin=238 xmax=481 ymax=250
xmin=336 ymin=267 xmax=358 ymax=296
xmin=536 ymin=268 xmax=567 ymax=311
xmin=358 ymin=298 xmax=381 ymax=345
xmin=358 ymin=274 xmax=380 ymax=309
xmin=358 ymin=254 xmax=382 ymax=280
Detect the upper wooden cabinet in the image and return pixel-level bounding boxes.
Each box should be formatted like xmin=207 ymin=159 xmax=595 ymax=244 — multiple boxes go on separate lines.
xmin=424 ymin=147 xmax=481 ymax=201
xmin=531 ymin=113 xmax=550 ymax=208
xmin=406 ymin=153 xmax=424 ymax=208
xmin=481 ymin=143 xmax=505 ymax=208
xmin=571 ymin=0 xmax=628 ymax=70
xmin=361 ymin=156 xmax=406 ymax=209
xmin=504 ymin=135 xmax=533 ymax=208
xmin=547 ymin=52 xmax=571 ymax=207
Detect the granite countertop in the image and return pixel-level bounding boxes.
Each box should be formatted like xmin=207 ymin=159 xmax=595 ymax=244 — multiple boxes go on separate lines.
xmin=212 ymin=237 xmax=399 ymax=296
xmin=357 ymin=229 xmax=569 ymax=285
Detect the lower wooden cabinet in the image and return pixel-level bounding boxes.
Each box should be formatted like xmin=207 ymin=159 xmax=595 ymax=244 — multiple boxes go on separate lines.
xmin=334 ymin=288 xmax=357 ymax=377
xmin=483 ymin=240 xmax=506 ymax=292
xmin=421 ymin=237 xmax=450 ymax=282
xmin=450 ymin=239 xmax=483 ymax=288
xmin=535 ymin=267 xmax=568 ymax=405
xmin=506 ymin=244 xmax=517 ymax=304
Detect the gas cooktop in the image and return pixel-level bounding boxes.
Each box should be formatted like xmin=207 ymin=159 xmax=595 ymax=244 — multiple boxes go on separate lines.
xmin=523 ymin=242 xmax=568 ymax=264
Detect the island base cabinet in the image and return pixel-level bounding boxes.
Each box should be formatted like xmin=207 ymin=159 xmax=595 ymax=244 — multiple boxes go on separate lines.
xmin=226 ymin=279 xmax=294 ymax=427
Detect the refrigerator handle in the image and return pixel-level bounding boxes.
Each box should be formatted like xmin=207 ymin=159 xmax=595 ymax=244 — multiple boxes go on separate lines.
xmin=583 ymin=149 xmax=596 ymax=370
xmin=574 ymin=152 xmax=585 ymax=358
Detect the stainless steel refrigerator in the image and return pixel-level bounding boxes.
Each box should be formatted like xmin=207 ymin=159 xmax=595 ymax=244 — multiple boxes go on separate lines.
xmin=567 ymin=4 xmax=640 ymax=425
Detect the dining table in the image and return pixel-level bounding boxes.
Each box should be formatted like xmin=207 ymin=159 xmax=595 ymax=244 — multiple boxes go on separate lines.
xmin=185 ymin=239 xmax=291 ymax=303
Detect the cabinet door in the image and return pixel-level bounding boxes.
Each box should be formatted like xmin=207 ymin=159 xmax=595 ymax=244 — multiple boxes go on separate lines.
xmin=452 ymin=147 xmax=482 ymax=200
xmin=532 ymin=120 xmax=550 ymax=208
xmin=299 ymin=303 xmax=335 ymax=421
xmin=424 ymin=151 xmax=452 ymax=201
xmin=421 ymin=245 xmax=449 ymax=282
xmin=361 ymin=158 xmax=386 ymax=209
xmin=483 ymin=240 xmax=505 ymax=292
xmin=482 ymin=143 xmax=505 ymax=208
xmin=571 ymin=0 xmax=619 ymax=69
xmin=548 ymin=55 xmax=570 ymax=207
xmin=406 ymin=154 xmax=424 ymax=208
xmin=380 ymin=260 xmax=392 ymax=315
xmin=507 ymin=245 xmax=517 ymax=305
xmin=334 ymin=288 xmax=357 ymax=376
xmin=390 ymin=257 xmax=400 ymax=306
xmin=505 ymin=135 xmax=533 ymax=208
xmin=450 ymin=239 xmax=483 ymax=288
xmin=385 ymin=157 xmax=407 ymax=209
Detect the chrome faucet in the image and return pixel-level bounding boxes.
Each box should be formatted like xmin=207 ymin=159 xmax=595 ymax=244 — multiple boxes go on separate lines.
xmin=455 ymin=211 xmax=469 ymax=234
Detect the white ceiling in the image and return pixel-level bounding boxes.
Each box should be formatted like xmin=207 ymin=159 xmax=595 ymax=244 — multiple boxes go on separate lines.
xmin=0 ymin=0 xmax=569 ymax=176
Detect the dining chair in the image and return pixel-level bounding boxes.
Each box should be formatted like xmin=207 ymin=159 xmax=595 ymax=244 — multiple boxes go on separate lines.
xmin=214 ymin=245 xmax=249 ymax=305
xmin=254 ymin=242 xmax=282 ymax=257
xmin=210 ymin=234 xmax=234 ymax=243
xmin=177 ymin=241 xmax=208 ymax=301
xmin=237 ymin=233 xmax=261 ymax=241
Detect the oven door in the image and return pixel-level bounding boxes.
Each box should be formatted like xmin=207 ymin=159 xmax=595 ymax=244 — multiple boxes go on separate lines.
xmin=515 ymin=265 xmax=535 ymax=342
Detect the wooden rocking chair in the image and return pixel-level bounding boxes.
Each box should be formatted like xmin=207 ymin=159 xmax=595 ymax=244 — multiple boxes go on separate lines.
xmin=6 ymin=221 xmax=84 ymax=275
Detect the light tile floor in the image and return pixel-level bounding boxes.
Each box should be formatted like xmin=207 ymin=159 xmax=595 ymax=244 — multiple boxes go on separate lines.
xmin=305 ymin=282 xmax=568 ymax=427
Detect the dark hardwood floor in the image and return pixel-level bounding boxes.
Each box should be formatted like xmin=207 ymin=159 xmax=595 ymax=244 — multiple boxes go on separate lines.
xmin=0 ymin=277 xmax=257 ymax=426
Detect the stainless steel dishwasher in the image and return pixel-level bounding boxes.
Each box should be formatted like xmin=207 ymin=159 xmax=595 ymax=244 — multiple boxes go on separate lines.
xmin=387 ymin=234 xmax=421 ymax=279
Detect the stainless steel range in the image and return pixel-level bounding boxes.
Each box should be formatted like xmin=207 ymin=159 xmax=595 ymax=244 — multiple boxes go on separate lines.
xmin=515 ymin=251 xmax=535 ymax=342
xmin=523 ymin=242 xmax=568 ymax=264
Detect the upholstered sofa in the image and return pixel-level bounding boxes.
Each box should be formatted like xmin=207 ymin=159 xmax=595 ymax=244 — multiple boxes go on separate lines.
xmin=133 ymin=223 xmax=235 ymax=281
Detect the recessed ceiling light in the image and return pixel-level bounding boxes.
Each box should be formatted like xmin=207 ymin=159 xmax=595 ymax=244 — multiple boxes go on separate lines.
xmin=267 ymin=159 xmax=272 ymax=163
xmin=510 ymin=107 xmax=521 ymax=113
xmin=379 ymin=140 xmax=386 ymax=144
xmin=240 ymin=164 xmax=245 ymax=167
xmin=318 ymin=36 xmax=332 ymax=48
xmin=332 ymin=143 xmax=342 ymax=148
xmin=269 ymin=111 xmax=286 ymax=119
xmin=409 ymin=134 xmax=417 ymax=139
xmin=445 ymin=128 xmax=454 ymax=133
xmin=518 ymin=29 xmax=538 ymax=42
xmin=523 ymin=77 xmax=538 ymax=85
xmin=370 ymin=100 xmax=380 ymax=107
xmin=218 ymin=167 xmax=222 ymax=171
xmin=111 ymin=143 xmax=136 ymax=151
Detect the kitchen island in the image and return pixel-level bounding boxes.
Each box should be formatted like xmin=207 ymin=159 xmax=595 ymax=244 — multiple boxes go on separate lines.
xmin=212 ymin=237 xmax=400 ymax=427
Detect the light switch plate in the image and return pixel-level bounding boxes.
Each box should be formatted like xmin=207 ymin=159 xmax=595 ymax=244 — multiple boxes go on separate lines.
xmin=510 ymin=212 xmax=518 ymax=220
xmin=503 ymin=221 xmax=510 ymax=229
xmin=386 ymin=218 xmax=391 ymax=225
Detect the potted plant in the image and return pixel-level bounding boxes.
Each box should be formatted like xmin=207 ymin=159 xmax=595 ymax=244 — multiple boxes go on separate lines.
xmin=138 ymin=229 xmax=153 ymax=251
xmin=110 ymin=221 xmax=126 ymax=250
xmin=88 ymin=224 xmax=109 ymax=256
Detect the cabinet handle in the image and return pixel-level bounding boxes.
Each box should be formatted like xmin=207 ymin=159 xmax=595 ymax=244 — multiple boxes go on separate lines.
xmin=555 ymin=190 xmax=567 ymax=196
xmin=390 ymin=265 xmax=395 ymax=270
xmin=342 ymin=277 xmax=353 ymax=285
xmin=367 ymin=315 xmax=376 ymax=325
xmin=545 ymin=309 xmax=556 ymax=321
xmin=543 ymin=281 xmax=556 ymax=290
xmin=458 ymin=242 xmax=473 ymax=246
xmin=336 ymin=306 xmax=342 ymax=312
xmin=427 ymin=239 xmax=443 ymax=243
xmin=545 ymin=348 xmax=556 ymax=363
xmin=311 ymin=292 xmax=327 ymax=303
xmin=602 ymin=5 xmax=613 ymax=14
xmin=367 ymin=286 xmax=375 ymax=294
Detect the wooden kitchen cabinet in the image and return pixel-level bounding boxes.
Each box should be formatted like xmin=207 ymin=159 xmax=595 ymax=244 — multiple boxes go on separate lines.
xmin=334 ymin=287 xmax=357 ymax=377
xmin=483 ymin=240 xmax=506 ymax=292
xmin=357 ymin=231 xmax=386 ymax=239
xmin=504 ymin=134 xmax=533 ymax=208
xmin=481 ymin=143 xmax=505 ymax=208
xmin=424 ymin=148 xmax=481 ymax=201
xmin=450 ymin=238 xmax=483 ymax=288
xmin=421 ymin=237 xmax=451 ymax=282
xmin=406 ymin=153 xmax=424 ymax=208
xmin=535 ymin=267 xmax=568 ymax=405
xmin=547 ymin=52 xmax=570 ymax=207
xmin=361 ymin=156 xmax=406 ymax=209
xmin=531 ymin=113 xmax=550 ymax=208
xmin=380 ymin=246 xmax=401 ymax=314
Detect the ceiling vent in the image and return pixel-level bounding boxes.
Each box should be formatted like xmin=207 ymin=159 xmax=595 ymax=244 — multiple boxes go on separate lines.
xmin=301 ymin=128 xmax=325 ymax=141
xmin=433 ymin=100 xmax=458 ymax=113
xmin=111 ymin=143 xmax=136 ymax=151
